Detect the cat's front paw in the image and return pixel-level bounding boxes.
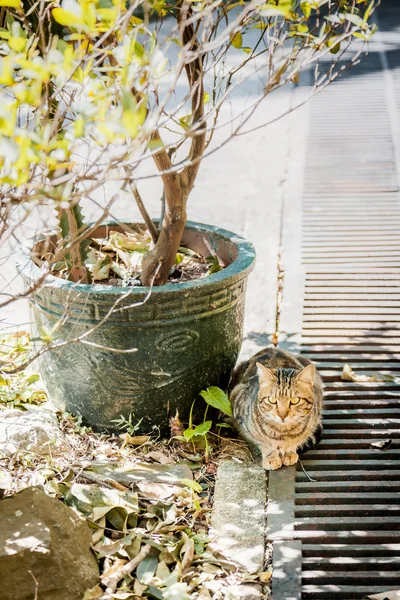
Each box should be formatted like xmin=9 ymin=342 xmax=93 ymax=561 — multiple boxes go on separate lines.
xmin=263 ymin=456 xmax=282 ymax=471
xmin=282 ymin=452 xmax=298 ymax=466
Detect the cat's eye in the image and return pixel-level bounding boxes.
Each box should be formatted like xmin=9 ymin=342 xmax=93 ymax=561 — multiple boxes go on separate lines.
xmin=290 ymin=397 xmax=300 ymax=405
xmin=267 ymin=397 xmax=277 ymax=405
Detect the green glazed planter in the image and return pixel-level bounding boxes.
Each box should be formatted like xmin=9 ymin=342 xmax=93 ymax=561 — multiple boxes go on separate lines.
xmin=18 ymin=221 xmax=256 ymax=433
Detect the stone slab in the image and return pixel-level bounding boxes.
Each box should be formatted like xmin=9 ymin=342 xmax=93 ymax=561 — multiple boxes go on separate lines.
xmin=209 ymin=459 xmax=266 ymax=577
xmin=271 ymin=541 xmax=302 ymax=600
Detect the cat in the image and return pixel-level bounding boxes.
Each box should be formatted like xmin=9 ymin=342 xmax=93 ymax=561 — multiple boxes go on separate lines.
xmin=229 ymin=347 xmax=323 ymax=471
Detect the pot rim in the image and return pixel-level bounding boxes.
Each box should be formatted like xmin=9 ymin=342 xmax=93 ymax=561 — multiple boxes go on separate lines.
xmin=17 ymin=220 xmax=256 ymax=295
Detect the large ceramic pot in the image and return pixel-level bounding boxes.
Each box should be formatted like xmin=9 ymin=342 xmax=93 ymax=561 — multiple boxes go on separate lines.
xmin=18 ymin=221 xmax=255 ymax=433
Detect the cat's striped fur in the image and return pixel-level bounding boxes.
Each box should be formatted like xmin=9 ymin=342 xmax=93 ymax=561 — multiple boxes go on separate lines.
xmin=229 ymin=347 xmax=323 ymax=470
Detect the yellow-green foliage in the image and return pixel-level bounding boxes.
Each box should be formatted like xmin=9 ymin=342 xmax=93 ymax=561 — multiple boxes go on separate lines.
xmin=0 ymin=0 xmax=157 ymax=192
xmin=0 ymin=0 xmax=377 ymax=278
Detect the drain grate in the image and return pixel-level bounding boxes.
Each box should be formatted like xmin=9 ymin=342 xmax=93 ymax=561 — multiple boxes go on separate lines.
xmin=269 ymin=268 xmax=400 ymax=597
xmin=267 ymin=3 xmax=400 ymax=598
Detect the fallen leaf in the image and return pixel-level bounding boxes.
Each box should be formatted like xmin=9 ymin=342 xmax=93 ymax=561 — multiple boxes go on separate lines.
xmin=82 ymin=585 xmax=104 ymax=599
xmin=89 ymin=461 xmax=193 ymax=485
xmin=197 ymin=585 xmax=212 ymax=599
xmin=120 ymin=433 xmax=151 ymax=447
xmin=180 ymin=478 xmax=202 ymax=492
xmin=259 ymin=570 xmax=272 ymax=583
xmin=92 ymin=515 xmax=106 ymax=545
xmin=133 ymin=578 xmax=146 ymax=596
xmin=342 ymin=364 xmax=399 ymax=384
xmin=147 ymin=451 xmax=175 ymax=465
xmin=137 ymin=553 xmax=159 ymax=585
xmin=370 ymin=439 xmax=392 ymax=450
xmin=101 ymin=558 xmax=128 ymax=580
xmin=341 ymin=364 xmax=376 ymax=383
xmin=155 ymin=560 xmax=171 ymax=583
xmin=181 ymin=535 xmax=195 ymax=572
xmin=163 ymin=582 xmax=191 ymax=600
xmin=137 ymin=481 xmax=182 ymax=500
xmin=64 ymin=483 xmax=138 ymax=527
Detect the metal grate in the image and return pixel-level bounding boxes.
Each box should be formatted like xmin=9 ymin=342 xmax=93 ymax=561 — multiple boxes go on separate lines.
xmin=269 ymin=265 xmax=400 ymax=599
xmin=267 ymin=3 xmax=400 ymax=598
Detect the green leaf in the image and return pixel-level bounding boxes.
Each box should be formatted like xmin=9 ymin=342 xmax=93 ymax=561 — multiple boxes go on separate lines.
xmin=147 ymin=586 xmax=164 ymax=600
xmin=297 ymin=23 xmax=308 ymax=33
xmin=192 ymin=421 xmax=212 ymax=436
xmin=183 ymin=428 xmax=196 ymax=441
xmin=206 ymin=255 xmax=222 ymax=275
xmin=0 ymin=0 xmax=20 ymax=7
xmin=345 ymin=12 xmax=364 ymax=27
xmin=231 ymin=32 xmax=242 ymax=49
xmin=364 ymin=0 xmax=375 ymax=22
xmin=328 ymin=40 xmax=341 ymax=54
xmin=200 ymin=386 xmax=232 ymax=416
xmin=180 ymin=478 xmax=202 ymax=492
xmin=52 ymin=8 xmax=85 ymax=27
xmin=27 ymin=373 xmax=40 ymax=384
xmin=300 ymin=1 xmax=311 ymax=18
xmin=136 ymin=554 xmax=158 ymax=585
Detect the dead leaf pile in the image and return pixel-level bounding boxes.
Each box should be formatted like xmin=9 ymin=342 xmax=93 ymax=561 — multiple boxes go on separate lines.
xmin=1 ymin=393 xmax=261 ymax=598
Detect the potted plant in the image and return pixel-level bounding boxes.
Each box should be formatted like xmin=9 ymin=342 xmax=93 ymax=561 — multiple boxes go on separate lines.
xmin=2 ymin=0 xmax=376 ymax=431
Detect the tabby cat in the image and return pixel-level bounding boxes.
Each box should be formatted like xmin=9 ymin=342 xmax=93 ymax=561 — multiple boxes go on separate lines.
xmin=229 ymin=347 xmax=323 ymax=470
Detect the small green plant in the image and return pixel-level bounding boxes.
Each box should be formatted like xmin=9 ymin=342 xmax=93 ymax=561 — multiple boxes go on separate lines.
xmin=111 ymin=413 xmax=144 ymax=436
xmin=0 ymin=332 xmax=47 ymax=407
xmin=182 ymin=386 xmax=233 ymax=459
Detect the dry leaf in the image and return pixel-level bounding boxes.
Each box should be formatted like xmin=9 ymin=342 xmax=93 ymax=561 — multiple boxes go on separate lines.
xmin=370 ymin=439 xmax=392 ymax=450
xmin=147 ymin=451 xmax=175 ymax=465
xmin=170 ymin=411 xmax=184 ymax=437
xmin=101 ymin=558 xmax=128 ymax=580
xmin=197 ymin=585 xmax=212 ymax=599
xmin=82 ymin=585 xmax=104 ymax=599
xmin=120 ymin=433 xmax=151 ymax=447
xmin=342 ymin=364 xmax=399 ymax=384
xmin=137 ymin=481 xmax=182 ymax=500
xmin=341 ymin=364 xmax=376 ymax=383
xmin=181 ymin=535 xmax=195 ymax=572
xmin=259 ymin=570 xmax=272 ymax=583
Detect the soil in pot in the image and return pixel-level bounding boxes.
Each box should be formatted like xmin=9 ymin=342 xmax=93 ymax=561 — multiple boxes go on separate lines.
xmin=32 ymin=223 xmax=225 ymax=286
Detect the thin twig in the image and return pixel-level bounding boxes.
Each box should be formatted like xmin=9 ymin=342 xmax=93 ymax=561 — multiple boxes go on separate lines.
xmin=71 ymin=467 xmax=131 ymax=492
xmin=128 ymin=180 xmax=159 ymax=244
xmin=103 ymin=543 xmax=152 ymax=594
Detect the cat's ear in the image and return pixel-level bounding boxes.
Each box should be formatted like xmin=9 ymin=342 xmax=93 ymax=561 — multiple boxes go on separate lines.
xmin=256 ymin=362 xmax=276 ymax=384
xmin=296 ymin=364 xmax=315 ymax=386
